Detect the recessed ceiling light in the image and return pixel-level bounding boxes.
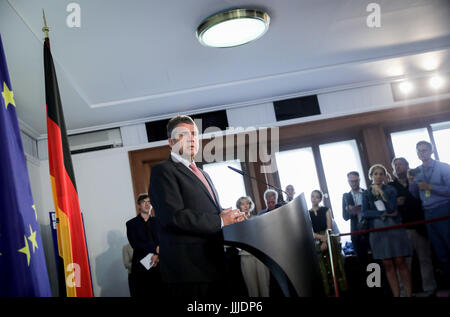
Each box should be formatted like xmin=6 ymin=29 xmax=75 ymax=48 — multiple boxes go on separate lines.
xmin=422 ymin=57 xmax=439 ymax=71
xmin=196 ymin=9 xmax=270 ymax=48
xmin=398 ymin=81 xmax=414 ymax=94
xmin=429 ymin=75 xmax=445 ymax=90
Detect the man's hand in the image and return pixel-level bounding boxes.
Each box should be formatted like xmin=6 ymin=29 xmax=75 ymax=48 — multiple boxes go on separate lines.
xmin=417 ymin=181 xmax=432 ymax=191
xmin=385 ymin=210 xmax=398 ymax=217
xmin=151 ymin=254 xmax=159 ymax=267
xmin=397 ymin=196 xmax=406 ymax=206
xmin=347 ymin=205 xmax=361 ymax=216
xmin=407 ymin=171 xmax=415 ymax=184
xmin=220 ymin=208 xmax=245 ymax=226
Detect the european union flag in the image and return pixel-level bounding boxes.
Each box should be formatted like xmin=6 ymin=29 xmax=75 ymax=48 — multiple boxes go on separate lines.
xmin=0 ymin=34 xmax=52 ymax=296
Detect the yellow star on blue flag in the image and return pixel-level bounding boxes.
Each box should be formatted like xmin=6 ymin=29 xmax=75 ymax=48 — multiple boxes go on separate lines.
xmin=0 ymin=34 xmax=52 ymax=296
xmin=18 ymin=235 xmax=31 ymax=266
xmin=28 ymin=225 xmax=38 ymax=253
xmin=2 ymin=81 xmax=15 ymax=109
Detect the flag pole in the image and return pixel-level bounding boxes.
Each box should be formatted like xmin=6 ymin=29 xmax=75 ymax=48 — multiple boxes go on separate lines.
xmin=41 ymin=11 xmax=94 ymax=296
xmin=42 ymin=9 xmax=49 ymax=38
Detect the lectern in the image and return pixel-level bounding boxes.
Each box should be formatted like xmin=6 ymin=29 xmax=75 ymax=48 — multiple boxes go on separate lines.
xmin=223 ymin=193 xmax=325 ymax=297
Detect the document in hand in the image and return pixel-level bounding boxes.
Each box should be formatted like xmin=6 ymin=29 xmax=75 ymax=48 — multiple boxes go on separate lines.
xmin=140 ymin=253 xmax=155 ymax=270
xmin=374 ymin=200 xmax=386 ymax=211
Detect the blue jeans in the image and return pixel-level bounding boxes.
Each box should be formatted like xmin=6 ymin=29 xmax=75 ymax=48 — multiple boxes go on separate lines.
xmin=424 ymin=201 xmax=450 ymax=278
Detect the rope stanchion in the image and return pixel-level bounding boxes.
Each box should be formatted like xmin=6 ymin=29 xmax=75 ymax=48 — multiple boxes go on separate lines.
xmin=337 ymin=214 xmax=450 ymax=237
xmin=324 ymin=213 xmax=450 ymax=297
xmin=326 ymin=229 xmax=339 ymax=297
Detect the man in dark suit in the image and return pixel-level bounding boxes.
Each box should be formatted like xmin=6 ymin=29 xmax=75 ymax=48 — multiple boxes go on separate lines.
xmin=148 ymin=115 xmax=245 ymax=297
xmin=126 ymin=193 xmax=163 ymax=297
xmin=342 ymin=171 xmax=369 ymax=268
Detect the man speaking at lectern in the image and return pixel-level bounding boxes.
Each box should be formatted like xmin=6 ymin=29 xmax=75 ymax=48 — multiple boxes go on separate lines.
xmin=149 ymin=115 xmax=245 ymax=296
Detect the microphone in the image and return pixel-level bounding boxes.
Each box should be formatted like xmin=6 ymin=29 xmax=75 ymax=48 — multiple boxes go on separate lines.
xmin=227 ymin=166 xmax=289 ymax=196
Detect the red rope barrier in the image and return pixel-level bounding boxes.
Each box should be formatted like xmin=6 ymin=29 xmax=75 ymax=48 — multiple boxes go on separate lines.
xmin=337 ymin=214 xmax=450 ymax=237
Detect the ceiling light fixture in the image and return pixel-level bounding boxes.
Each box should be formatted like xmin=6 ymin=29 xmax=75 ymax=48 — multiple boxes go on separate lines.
xmin=196 ymin=8 xmax=270 ymax=48
xmin=398 ymin=81 xmax=414 ymax=94
xmin=429 ymin=75 xmax=445 ymax=90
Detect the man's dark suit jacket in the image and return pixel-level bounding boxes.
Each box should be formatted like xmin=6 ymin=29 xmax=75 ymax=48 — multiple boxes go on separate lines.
xmin=126 ymin=215 xmax=160 ymax=274
xmin=148 ymin=156 xmax=225 ymax=284
xmin=342 ymin=189 xmax=365 ymax=233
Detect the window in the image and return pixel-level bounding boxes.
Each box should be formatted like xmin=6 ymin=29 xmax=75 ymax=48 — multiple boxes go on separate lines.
xmin=275 ymin=147 xmax=320 ymax=210
xmin=319 ymin=140 xmax=367 ymax=244
xmin=432 ymin=121 xmax=450 ymax=163
xmin=203 ymin=160 xmax=247 ymax=210
xmin=390 ymin=128 xmax=433 ymax=168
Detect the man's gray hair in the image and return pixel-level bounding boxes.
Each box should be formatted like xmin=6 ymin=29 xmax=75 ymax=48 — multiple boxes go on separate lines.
xmin=263 ymin=189 xmax=278 ymax=202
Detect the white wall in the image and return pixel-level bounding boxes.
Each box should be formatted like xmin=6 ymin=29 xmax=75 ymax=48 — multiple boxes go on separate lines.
xmin=27 ymin=148 xmax=137 ymax=297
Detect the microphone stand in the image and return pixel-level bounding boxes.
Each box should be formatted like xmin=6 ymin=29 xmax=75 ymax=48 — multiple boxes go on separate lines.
xmin=228 ymin=166 xmax=289 ymax=197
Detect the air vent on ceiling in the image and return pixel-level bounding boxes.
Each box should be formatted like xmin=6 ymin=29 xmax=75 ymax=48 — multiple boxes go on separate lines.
xmin=68 ymin=128 xmax=123 ymax=154
xmin=273 ymin=95 xmax=321 ymax=121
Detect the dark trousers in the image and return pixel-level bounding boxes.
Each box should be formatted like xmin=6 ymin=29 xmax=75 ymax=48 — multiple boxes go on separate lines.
xmin=128 ymin=273 xmax=135 ymax=297
xmin=130 ymin=265 xmax=164 ymax=297
xmin=352 ymin=234 xmax=370 ymax=268
xmin=424 ymin=202 xmax=450 ymax=279
xmin=224 ymin=247 xmax=247 ymax=296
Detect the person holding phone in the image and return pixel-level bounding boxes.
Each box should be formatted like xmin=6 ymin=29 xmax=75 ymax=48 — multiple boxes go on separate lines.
xmin=342 ymin=171 xmax=369 ymax=268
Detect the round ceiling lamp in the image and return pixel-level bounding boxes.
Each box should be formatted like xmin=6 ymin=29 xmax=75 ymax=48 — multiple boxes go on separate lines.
xmin=196 ymin=9 xmax=270 ymax=48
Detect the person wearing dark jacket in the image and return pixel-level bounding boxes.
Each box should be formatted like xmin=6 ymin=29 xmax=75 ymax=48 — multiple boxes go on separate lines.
xmin=390 ymin=157 xmax=437 ymax=295
xmin=126 ymin=193 xmax=163 ymax=297
xmin=148 ymin=115 xmax=245 ymax=297
xmin=342 ymin=171 xmax=369 ymax=268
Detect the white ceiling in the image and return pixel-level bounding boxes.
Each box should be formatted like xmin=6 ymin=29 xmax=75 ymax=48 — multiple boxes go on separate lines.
xmin=1 ymin=0 xmax=450 ymax=137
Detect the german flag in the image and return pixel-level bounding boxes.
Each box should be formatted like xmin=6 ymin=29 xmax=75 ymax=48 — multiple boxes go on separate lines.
xmin=44 ymin=36 xmax=93 ymax=297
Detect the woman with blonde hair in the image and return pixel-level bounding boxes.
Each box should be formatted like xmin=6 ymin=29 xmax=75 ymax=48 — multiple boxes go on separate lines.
xmin=362 ymin=164 xmax=413 ymax=297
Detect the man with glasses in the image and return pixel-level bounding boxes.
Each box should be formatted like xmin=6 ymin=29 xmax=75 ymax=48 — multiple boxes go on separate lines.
xmin=126 ymin=193 xmax=163 ymax=297
xmin=342 ymin=171 xmax=369 ymax=268
xmin=409 ymin=140 xmax=450 ymax=279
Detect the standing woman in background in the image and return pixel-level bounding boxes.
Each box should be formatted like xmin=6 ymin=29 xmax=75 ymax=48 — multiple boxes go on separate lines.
xmin=362 ymin=164 xmax=413 ymax=297
xmin=309 ymin=190 xmax=348 ymax=296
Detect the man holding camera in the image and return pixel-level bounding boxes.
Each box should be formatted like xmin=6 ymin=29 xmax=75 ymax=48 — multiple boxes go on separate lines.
xmin=409 ymin=141 xmax=450 ymax=279
xmin=342 ymin=171 xmax=369 ymax=268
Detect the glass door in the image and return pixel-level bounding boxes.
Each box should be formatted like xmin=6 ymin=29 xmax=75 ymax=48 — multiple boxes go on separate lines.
xmin=390 ymin=127 xmax=433 ymax=168
xmin=431 ymin=121 xmax=450 ymax=163
xmin=319 ymin=140 xmax=367 ymax=244
xmin=203 ymin=159 xmax=247 ymax=210
xmin=275 ymin=139 xmax=367 ymax=245
xmin=275 ymin=147 xmax=320 ymax=210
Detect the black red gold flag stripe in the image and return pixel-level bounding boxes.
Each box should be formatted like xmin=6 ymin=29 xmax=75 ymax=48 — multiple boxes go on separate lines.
xmin=44 ymin=37 xmax=93 ymax=297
